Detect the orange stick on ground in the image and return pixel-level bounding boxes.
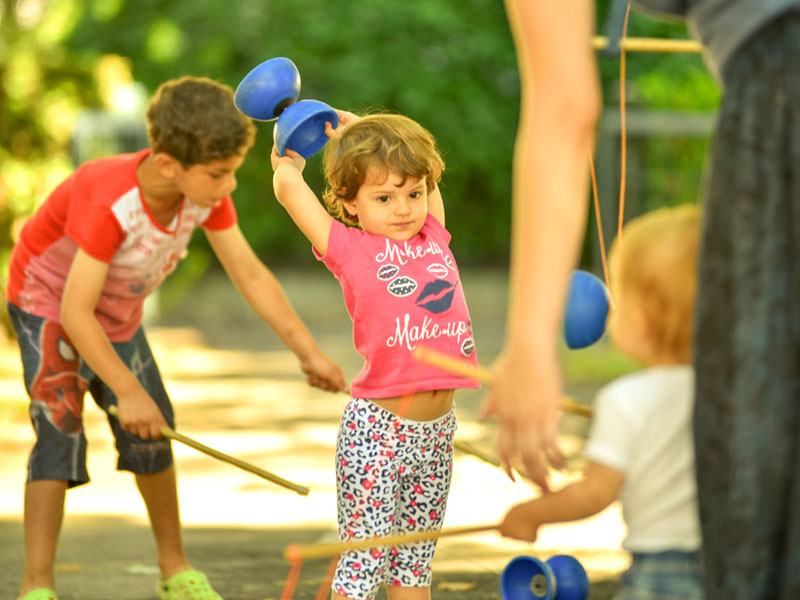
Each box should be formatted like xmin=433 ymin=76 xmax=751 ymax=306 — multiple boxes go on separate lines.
xmin=106 ymin=405 xmax=310 ymax=495
xmin=412 ymin=346 xmax=593 ymax=419
xmin=280 ymin=557 xmax=303 ymax=600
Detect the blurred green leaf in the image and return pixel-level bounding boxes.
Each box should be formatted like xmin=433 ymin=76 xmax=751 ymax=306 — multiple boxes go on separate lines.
xmin=1 ymin=0 xmax=720 ymax=315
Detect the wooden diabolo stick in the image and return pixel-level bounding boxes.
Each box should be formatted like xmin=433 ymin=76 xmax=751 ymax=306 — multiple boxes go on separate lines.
xmin=106 ymin=405 xmax=310 ymax=495
xmin=284 ymin=523 xmax=499 ymax=562
xmin=591 ymin=35 xmax=703 ymax=53
xmin=412 ymin=346 xmax=592 ymax=419
xmin=453 ymin=439 xmax=501 ymax=467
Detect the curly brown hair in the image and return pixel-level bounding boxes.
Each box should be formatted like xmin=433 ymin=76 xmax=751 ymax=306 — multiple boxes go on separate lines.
xmin=322 ymin=113 xmax=444 ymax=227
xmin=146 ymin=76 xmax=256 ymax=167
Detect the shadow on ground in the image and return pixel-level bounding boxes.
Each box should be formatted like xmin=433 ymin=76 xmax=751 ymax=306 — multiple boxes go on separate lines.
xmin=0 ymin=517 xmax=620 ymax=599
xmin=0 ymin=269 xmax=627 ymax=599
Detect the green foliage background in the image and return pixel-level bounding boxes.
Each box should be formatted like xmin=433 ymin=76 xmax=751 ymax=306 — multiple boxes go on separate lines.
xmin=0 ymin=0 xmax=721 ymax=317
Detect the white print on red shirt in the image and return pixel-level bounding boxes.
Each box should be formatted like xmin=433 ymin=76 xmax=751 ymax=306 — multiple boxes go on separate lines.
xmin=386 ymin=312 xmax=470 ymax=351
xmin=375 ymin=237 xmax=445 ymax=265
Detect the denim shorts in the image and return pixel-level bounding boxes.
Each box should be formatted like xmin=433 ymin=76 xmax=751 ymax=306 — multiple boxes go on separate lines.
xmin=7 ymin=302 xmax=174 ymax=487
xmin=615 ymin=550 xmax=704 ymax=600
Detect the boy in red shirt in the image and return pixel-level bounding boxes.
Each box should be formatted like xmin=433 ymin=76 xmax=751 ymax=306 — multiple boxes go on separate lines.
xmin=7 ymin=76 xmax=345 ymax=600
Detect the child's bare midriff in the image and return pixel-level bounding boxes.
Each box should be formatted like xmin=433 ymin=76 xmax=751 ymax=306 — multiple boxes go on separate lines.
xmin=372 ymin=388 xmax=455 ymax=421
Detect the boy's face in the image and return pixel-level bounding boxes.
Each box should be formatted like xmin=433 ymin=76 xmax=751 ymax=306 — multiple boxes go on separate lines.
xmin=175 ymin=154 xmax=246 ymax=208
xmin=343 ymin=167 xmax=428 ymax=241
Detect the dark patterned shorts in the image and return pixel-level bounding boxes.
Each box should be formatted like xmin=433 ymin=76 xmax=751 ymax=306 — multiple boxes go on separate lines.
xmin=8 ymin=302 xmax=174 ymax=487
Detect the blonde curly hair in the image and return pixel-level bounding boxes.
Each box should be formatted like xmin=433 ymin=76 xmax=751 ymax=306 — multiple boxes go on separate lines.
xmin=609 ymin=204 xmax=701 ymax=362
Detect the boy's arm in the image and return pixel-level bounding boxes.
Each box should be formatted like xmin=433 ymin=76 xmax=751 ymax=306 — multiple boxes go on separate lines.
xmin=61 ymin=249 xmax=167 ymax=439
xmin=499 ymin=460 xmax=624 ymax=542
xmin=205 ymin=224 xmax=346 ymax=392
xmin=271 ymin=147 xmax=334 ymax=255
xmin=427 ymin=182 xmax=445 ymax=227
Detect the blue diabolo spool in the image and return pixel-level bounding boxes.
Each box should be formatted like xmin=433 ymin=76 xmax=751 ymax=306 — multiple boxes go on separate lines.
xmin=236 ymin=56 xmax=337 ymax=159
xmin=563 ymin=269 xmax=610 ymax=349
xmin=274 ymin=99 xmax=339 ymax=159
xmin=234 ymin=57 xmax=301 ymax=121
xmin=501 ymin=556 xmax=554 ymax=599
xmin=546 ymin=555 xmax=590 ymax=599
xmin=500 ymin=554 xmax=589 ymax=600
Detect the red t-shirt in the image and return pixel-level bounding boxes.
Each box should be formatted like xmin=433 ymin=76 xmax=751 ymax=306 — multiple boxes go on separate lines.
xmin=6 ymin=149 xmax=236 ymax=341
xmin=316 ymin=214 xmax=480 ymax=398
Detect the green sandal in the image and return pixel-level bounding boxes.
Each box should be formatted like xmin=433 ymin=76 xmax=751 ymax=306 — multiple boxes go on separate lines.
xmin=157 ymin=569 xmax=223 ymax=600
xmin=18 ymin=590 xmax=58 ymax=600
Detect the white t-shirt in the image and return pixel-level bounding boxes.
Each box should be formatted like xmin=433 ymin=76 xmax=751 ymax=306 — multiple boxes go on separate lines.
xmin=584 ymin=365 xmax=701 ymax=553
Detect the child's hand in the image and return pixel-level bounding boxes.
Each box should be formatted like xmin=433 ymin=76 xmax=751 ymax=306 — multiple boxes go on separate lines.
xmin=498 ymin=501 xmax=542 ymax=542
xmin=116 ymin=389 xmax=168 ymax=440
xmin=300 ymin=350 xmax=347 ymax=393
xmin=325 ymin=109 xmax=360 ymax=140
xmin=271 ymin=145 xmax=306 ymax=173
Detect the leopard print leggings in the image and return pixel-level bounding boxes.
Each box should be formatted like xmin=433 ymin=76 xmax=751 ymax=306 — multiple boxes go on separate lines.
xmin=331 ymin=398 xmax=456 ymax=599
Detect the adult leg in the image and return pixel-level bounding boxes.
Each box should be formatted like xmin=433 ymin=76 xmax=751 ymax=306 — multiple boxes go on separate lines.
xmin=694 ymin=13 xmax=800 ymax=600
xmin=18 ymin=480 xmax=68 ymax=597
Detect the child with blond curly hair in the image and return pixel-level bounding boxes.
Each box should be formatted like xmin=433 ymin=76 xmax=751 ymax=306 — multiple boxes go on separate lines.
xmin=500 ymin=204 xmax=704 ymax=600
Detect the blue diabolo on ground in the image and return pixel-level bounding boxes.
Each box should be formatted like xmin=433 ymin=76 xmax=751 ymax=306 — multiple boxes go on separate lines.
xmin=500 ymin=554 xmax=589 ymax=600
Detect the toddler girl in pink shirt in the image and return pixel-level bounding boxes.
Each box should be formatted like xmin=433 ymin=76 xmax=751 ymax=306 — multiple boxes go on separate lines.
xmin=271 ymin=112 xmax=480 ymax=600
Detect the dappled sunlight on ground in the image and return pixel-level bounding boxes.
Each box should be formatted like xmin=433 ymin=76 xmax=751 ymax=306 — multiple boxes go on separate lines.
xmin=0 ymin=327 xmax=627 ymax=583
xmin=0 ymin=270 xmax=630 ymax=597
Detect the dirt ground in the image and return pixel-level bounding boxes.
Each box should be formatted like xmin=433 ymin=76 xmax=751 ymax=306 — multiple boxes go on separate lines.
xmin=0 ymin=269 xmax=627 ymax=599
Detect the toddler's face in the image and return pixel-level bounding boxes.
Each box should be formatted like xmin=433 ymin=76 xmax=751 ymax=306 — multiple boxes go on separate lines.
xmin=608 ymin=285 xmax=652 ymax=365
xmin=344 ymin=167 xmax=428 ymax=241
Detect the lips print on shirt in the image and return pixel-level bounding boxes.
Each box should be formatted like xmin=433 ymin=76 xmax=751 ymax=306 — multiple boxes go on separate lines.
xmin=387 ymin=276 xmax=418 ymax=297
xmin=377 ymin=264 xmax=400 ymax=281
xmin=427 ymin=263 xmax=449 ymax=279
xmin=415 ymin=279 xmax=455 ymax=314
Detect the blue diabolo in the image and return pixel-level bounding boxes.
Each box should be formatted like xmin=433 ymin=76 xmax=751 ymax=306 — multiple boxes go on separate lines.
xmin=563 ymin=270 xmax=610 ymax=349
xmin=234 ymin=57 xmax=301 ymax=121
xmin=274 ymin=99 xmax=339 ymax=160
xmin=235 ymin=56 xmax=337 ymax=159
xmin=500 ymin=554 xmax=589 ymax=600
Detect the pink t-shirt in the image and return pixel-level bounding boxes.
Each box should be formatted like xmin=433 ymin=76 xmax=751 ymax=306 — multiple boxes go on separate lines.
xmin=6 ymin=149 xmax=236 ymax=341
xmin=316 ymin=214 xmax=480 ymax=398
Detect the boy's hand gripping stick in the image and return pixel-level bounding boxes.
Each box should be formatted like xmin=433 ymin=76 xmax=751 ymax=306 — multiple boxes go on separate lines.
xmin=106 ymin=404 xmax=310 ymax=495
